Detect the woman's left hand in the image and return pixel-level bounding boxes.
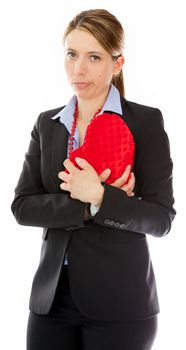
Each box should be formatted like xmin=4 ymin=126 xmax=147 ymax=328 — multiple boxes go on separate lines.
xmin=58 ymin=157 xmax=104 ymax=206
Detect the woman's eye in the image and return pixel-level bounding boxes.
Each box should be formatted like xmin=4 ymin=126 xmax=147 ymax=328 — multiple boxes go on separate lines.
xmin=66 ymin=52 xmax=76 ymax=60
xmin=90 ymin=55 xmax=100 ymax=61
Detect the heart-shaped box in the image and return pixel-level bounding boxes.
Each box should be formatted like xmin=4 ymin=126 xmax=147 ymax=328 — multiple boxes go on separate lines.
xmin=67 ymin=112 xmax=135 ymax=185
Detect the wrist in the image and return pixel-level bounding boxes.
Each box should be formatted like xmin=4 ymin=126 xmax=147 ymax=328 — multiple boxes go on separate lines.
xmin=91 ymin=184 xmax=105 ymax=206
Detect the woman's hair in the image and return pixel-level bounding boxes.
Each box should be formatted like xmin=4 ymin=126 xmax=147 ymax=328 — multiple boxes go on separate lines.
xmin=63 ymin=9 xmax=125 ymax=97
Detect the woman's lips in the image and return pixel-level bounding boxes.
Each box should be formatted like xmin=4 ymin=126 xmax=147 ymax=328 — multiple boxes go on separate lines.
xmin=73 ymin=82 xmax=91 ymax=90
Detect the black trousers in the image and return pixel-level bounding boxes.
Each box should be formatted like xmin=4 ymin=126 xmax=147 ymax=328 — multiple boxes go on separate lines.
xmin=27 ymin=265 xmax=158 ymax=350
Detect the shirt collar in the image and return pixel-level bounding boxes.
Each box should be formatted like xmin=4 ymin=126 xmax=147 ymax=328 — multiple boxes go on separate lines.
xmin=51 ymin=84 xmax=122 ymax=130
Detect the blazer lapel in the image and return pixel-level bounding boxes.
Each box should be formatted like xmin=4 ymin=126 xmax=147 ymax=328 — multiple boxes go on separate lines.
xmin=51 ymin=119 xmax=69 ymax=189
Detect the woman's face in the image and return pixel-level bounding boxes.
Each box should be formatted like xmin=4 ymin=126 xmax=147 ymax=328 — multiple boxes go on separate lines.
xmin=64 ymin=29 xmax=124 ymax=100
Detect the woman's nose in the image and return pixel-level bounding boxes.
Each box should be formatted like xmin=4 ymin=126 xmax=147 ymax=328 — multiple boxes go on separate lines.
xmin=73 ymin=58 xmax=86 ymax=75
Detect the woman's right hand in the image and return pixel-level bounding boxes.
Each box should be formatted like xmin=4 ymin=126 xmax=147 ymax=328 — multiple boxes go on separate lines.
xmin=99 ymin=165 xmax=135 ymax=197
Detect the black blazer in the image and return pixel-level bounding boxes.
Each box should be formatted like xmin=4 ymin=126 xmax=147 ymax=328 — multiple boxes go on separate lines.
xmin=11 ymin=96 xmax=176 ymax=321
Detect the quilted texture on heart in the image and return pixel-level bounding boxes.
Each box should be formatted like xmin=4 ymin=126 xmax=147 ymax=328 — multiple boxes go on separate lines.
xmin=67 ymin=113 xmax=135 ymax=185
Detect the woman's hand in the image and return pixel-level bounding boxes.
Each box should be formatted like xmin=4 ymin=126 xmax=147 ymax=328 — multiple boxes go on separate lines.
xmin=58 ymin=157 xmax=135 ymax=208
xmin=58 ymin=157 xmax=104 ymax=206
xmin=99 ymin=165 xmax=135 ymax=197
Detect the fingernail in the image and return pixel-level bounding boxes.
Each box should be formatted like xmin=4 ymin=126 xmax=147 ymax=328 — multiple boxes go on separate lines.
xmin=75 ymin=157 xmax=81 ymax=163
xmin=105 ymin=169 xmax=111 ymax=174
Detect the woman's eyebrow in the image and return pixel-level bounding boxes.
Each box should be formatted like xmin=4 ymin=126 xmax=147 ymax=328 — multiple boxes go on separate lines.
xmin=65 ymin=47 xmax=76 ymax=52
xmin=87 ymin=51 xmax=103 ymax=56
xmin=65 ymin=48 xmax=103 ymax=55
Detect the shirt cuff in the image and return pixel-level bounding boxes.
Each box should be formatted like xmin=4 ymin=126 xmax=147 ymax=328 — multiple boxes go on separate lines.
xmin=90 ymin=203 xmax=100 ymax=216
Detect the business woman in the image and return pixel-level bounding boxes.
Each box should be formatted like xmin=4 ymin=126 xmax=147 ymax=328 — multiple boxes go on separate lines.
xmin=11 ymin=9 xmax=176 ymax=350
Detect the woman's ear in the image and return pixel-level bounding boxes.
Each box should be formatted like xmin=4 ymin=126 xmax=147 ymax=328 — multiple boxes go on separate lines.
xmin=113 ymin=55 xmax=125 ymax=76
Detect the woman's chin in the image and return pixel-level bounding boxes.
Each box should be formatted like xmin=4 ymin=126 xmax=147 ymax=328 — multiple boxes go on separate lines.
xmin=72 ymin=83 xmax=94 ymax=98
xmin=74 ymin=89 xmax=92 ymax=100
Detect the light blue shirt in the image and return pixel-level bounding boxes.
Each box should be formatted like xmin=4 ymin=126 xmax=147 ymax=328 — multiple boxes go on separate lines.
xmin=51 ymin=84 xmax=123 ymax=264
xmin=52 ymin=84 xmax=122 ymax=152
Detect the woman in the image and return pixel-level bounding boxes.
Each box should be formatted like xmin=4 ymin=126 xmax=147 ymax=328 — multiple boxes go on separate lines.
xmin=11 ymin=9 xmax=176 ymax=350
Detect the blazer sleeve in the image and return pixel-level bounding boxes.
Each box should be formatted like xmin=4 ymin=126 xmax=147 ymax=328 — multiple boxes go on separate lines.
xmin=11 ymin=113 xmax=86 ymax=229
xmin=94 ymin=108 xmax=176 ymax=237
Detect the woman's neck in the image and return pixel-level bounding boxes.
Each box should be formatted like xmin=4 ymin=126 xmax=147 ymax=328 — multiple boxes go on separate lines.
xmin=76 ymin=89 xmax=109 ymax=123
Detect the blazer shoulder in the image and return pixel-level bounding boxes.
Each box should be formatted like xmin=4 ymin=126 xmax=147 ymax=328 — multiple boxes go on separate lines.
xmin=121 ymin=96 xmax=163 ymax=123
xmin=34 ymin=105 xmax=65 ymax=131
xmin=40 ymin=105 xmax=65 ymax=120
xmin=120 ymin=97 xmax=165 ymax=144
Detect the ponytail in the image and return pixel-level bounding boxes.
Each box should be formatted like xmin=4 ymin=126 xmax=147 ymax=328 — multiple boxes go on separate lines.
xmin=112 ymin=70 xmax=125 ymax=97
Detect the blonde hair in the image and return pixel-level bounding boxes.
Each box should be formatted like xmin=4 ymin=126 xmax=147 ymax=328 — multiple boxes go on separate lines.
xmin=63 ymin=9 xmax=125 ymax=96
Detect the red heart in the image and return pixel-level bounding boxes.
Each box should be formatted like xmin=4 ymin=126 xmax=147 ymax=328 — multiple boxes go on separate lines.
xmin=67 ymin=113 xmax=135 ymax=186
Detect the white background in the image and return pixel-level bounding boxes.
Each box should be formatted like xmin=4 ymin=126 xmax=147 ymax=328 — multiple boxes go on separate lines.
xmin=1 ymin=0 xmax=185 ymax=349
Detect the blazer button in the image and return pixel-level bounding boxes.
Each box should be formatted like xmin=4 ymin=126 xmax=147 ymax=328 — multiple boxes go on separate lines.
xmin=119 ymin=223 xmax=126 ymax=229
xmin=104 ymin=219 xmax=110 ymax=225
xmin=114 ymin=222 xmax=120 ymax=228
